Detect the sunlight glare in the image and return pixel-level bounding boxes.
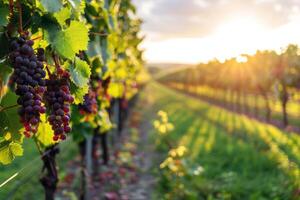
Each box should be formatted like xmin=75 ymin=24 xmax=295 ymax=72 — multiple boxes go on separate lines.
xmin=212 ymin=17 xmax=267 ymax=61
xmin=215 ymin=17 xmax=266 ymax=39
xmin=236 ymin=55 xmax=248 ymax=63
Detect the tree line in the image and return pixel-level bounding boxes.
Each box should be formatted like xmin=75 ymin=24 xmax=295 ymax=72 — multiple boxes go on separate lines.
xmin=160 ymin=44 xmax=300 ymax=128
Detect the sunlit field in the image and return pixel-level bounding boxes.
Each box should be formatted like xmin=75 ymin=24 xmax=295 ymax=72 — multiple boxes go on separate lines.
xmin=141 ymin=82 xmax=300 ymax=199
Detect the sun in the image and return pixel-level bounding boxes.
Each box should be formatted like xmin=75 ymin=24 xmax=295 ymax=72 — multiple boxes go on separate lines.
xmin=211 ymin=17 xmax=268 ymax=61
xmin=216 ymin=17 xmax=265 ymax=38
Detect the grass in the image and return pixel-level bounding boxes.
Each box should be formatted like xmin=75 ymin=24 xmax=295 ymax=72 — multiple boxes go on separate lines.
xmin=139 ymin=81 xmax=300 ymax=200
xmin=0 ymin=139 xmax=78 ymax=200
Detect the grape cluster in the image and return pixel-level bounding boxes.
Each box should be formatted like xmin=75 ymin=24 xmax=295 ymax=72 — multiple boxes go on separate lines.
xmin=79 ymin=89 xmax=98 ymax=115
xmin=45 ymin=74 xmax=73 ymax=141
xmin=9 ymin=34 xmax=46 ymax=137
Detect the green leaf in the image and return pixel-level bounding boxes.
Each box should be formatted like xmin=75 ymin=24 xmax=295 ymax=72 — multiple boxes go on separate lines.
xmin=87 ymin=38 xmax=102 ymax=59
xmin=54 ymin=7 xmax=71 ymax=26
xmin=52 ymin=21 xmax=89 ymax=59
xmin=70 ymin=106 xmax=92 ymax=142
xmin=0 ymin=90 xmax=23 ymax=142
xmin=0 ymin=4 xmax=9 ymax=27
xmin=69 ymin=57 xmax=91 ymax=88
xmin=0 ymin=61 xmax=13 ymax=102
xmin=40 ymin=0 xmax=63 ymax=13
xmin=100 ymin=36 xmax=110 ymax=64
xmin=0 ymin=111 xmax=9 ymax=134
xmin=70 ymin=82 xmax=89 ymax=104
xmin=0 ymin=142 xmax=23 ymax=165
xmin=67 ymin=0 xmax=81 ymax=8
xmin=0 ymin=33 xmax=10 ymax=58
xmin=36 ymin=114 xmax=56 ymax=147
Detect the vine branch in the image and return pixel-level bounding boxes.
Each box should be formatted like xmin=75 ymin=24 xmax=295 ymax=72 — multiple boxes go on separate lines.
xmin=9 ymin=0 xmax=14 ymax=17
xmin=0 ymin=104 xmax=19 ymax=112
xmin=16 ymin=0 xmax=23 ymax=34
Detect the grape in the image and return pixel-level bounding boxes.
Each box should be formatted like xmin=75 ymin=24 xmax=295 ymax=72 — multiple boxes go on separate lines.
xmin=9 ymin=33 xmax=46 ymax=137
xmin=45 ymin=74 xmax=73 ymax=141
xmin=78 ymin=89 xmax=98 ymax=115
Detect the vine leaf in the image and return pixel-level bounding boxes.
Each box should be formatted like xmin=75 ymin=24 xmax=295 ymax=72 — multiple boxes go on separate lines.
xmin=54 ymin=7 xmax=71 ymax=26
xmin=96 ymin=110 xmax=113 ymax=133
xmin=0 ymin=112 xmax=10 ymax=134
xmin=0 ymin=142 xmax=23 ymax=165
xmin=0 ymin=4 xmax=9 ymax=27
xmin=69 ymin=57 xmax=91 ymax=88
xmin=70 ymin=107 xmax=94 ymax=142
xmin=52 ymin=21 xmax=89 ymax=59
xmin=108 ymin=82 xmax=124 ymax=98
xmin=87 ymin=38 xmax=102 ymax=59
xmin=0 ymin=93 xmax=23 ymax=165
xmin=0 ymin=33 xmax=9 ymax=58
xmin=0 ymin=90 xmax=23 ymax=165
xmin=70 ymin=82 xmax=89 ymax=104
xmin=0 ymin=90 xmax=22 ymax=140
xmin=64 ymin=58 xmax=91 ymax=104
xmin=36 ymin=114 xmax=56 ymax=147
xmin=67 ymin=0 xmax=81 ymax=8
xmin=100 ymin=36 xmax=110 ymax=64
xmin=0 ymin=62 xmax=13 ymax=102
xmin=40 ymin=0 xmax=63 ymax=13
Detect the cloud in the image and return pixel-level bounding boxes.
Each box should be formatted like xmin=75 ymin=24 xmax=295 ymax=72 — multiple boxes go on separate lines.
xmin=132 ymin=0 xmax=300 ymax=63
xmin=133 ymin=0 xmax=298 ymax=40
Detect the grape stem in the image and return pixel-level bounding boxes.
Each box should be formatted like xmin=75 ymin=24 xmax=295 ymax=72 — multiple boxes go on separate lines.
xmin=33 ymin=135 xmax=43 ymax=155
xmin=16 ymin=0 xmax=23 ymax=34
xmin=52 ymin=54 xmax=60 ymax=70
xmin=45 ymin=64 xmax=52 ymax=77
xmin=0 ymin=104 xmax=19 ymax=112
xmin=23 ymin=16 xmax=33 ymax=30
xmin=32 ymin=36 xmax=42 ymax=41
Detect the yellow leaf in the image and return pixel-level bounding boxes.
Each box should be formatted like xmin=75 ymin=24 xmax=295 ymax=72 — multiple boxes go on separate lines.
xmin=4 ymin=132 xmax=11 ymax=141
xmin=0 ymin=142 xmax=23 ymax=165
xmin=9 ymin=142 xmax=23 ymax=156
xmin=108 ymin=82 xmax=124 ymax=98
xmin=36 ymin=114 xmax=56 ymax=147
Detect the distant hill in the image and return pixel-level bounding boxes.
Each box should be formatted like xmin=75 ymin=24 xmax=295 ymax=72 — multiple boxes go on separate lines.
xmin=146 ymin=63 xmax=195 ymax=69
xmin=146 ymin=63 xmax=195 ymax=78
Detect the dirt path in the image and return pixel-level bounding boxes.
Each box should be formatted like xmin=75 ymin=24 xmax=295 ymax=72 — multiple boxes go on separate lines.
xmin=119 ymin=109 xmax=157 ymax=199
xmin=56 ymin=92 xmax=159 ymax=200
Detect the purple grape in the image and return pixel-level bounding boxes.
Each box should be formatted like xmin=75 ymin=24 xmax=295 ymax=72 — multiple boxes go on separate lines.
xmin=45 ymin=76 xmax=73 ymax=141
xmin=9 ymin=35 xmax=46 ymax=137
xmin=78 ymin=89 xmax=98 ymax=115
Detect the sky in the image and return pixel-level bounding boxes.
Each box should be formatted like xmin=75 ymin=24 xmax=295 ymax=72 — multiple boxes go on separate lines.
xmin=132 ymin=0 xmax=300 ymax=64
